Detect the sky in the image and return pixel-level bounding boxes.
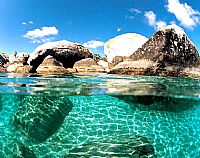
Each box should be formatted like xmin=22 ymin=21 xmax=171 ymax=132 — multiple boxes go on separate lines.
xmin=0 ymin=0 xmax=200 ymax=56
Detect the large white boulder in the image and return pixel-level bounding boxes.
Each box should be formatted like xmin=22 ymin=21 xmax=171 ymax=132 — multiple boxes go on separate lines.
xmin=104 ymin=33 xmax=148 ymax=63
xmin=98 ymin=60 xmax=109 ymax=69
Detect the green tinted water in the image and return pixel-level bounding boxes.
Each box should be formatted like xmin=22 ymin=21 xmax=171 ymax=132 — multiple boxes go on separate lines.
xmin=0 ymin=73 xmax=200 ymax=157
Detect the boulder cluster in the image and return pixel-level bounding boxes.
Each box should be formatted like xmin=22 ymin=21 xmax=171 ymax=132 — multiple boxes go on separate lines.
xmin=109 ymin=24 xmax=200 ymax=78
xmin=1 ymin=24 xmax=200 ymax=77
xmin=2 ymin=40 xmax=107 ymax=74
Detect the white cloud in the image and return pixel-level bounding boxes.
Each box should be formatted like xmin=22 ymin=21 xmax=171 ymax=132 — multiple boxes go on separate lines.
xmin=125 ymin=15 xmax=135 ymax=20
xmin=145 ymin=11 xmax=167 ymax=30
xmin=23 ymin=26 xmax=58 ymax=43
xmin=31 ymin=37 xmax=55 ymax=44
xmin=22 ymin=22 xmax=27 ymax=25
xmin=83 ymin=40 xmax=104 ymax=49
xmin=22 ymin=21 xmax=34 ymax=25
xmin=126 ymin=8 xmax=141 ymax=20
xmin=24 ymin=26 xmax=58 ymax=38
xmin=166 ymin=0 xmax=200 ymax=29
xmin=156 ymin=21 xmax=167 ymax=29
xmin=128 ymin=8 xmax=142 ymax=14
xmin=117 ymin=28 xmax=122 ymax=32
xmin=145 ymin=11 xmax=156 ymax=26
xmin=170 ymin=20 xmax=176 ymax=25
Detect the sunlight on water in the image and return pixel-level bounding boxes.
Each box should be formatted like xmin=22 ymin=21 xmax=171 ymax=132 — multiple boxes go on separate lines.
xmin=0 ymin=73 xmax=200 ymax=157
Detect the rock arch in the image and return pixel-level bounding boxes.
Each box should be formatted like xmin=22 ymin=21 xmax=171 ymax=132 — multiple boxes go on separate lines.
xmin=28 ymin=41 xmax=93 ymax=72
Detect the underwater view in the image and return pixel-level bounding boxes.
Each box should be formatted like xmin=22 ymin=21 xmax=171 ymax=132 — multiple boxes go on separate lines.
xmin=1 ymin=0 xmax=200 ymax=157
xmin=0 ymin=73 xmax=200 ymax=157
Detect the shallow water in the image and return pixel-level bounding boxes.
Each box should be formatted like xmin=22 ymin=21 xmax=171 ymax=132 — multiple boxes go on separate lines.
xmin=0 ymin=73 xmax=200 ymax=157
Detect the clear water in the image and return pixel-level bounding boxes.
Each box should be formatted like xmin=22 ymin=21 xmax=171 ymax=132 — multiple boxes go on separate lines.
xmin=0 ymin=73 xmax=200 ymax=157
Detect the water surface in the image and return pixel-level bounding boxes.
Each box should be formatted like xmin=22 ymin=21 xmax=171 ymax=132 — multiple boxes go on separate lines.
xmin=0 ymin=73 xmax=200 ymax=157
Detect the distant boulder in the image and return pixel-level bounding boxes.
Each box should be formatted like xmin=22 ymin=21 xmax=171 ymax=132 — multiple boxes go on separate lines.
xmin=111 ymin=56 xmax=129 ymax=67
xmin=0 ymin=67 xmax=7 ymax=73
xmin=16 ymin=65 xmax=32 ymax=73
xmin=17 ymin=53 xmax=29 ymax=65
xmin=110 ymin=24 xmax=200 ymax=77
xmin=73 ymin=58 xmax=105 ymax=72
xmin=0 ymin=53 xmax=9 ymax=67
xmin=7 ymin=63 xmax=24 ymax=72
xmin=104 ymin=33 xmax=148 ymax=63
xmin=6 ymin=52 xmax=30 ymax=73
xmin=110 ymin=60 xmax=157 ymax=75
xmin=28 ymin=40 xmax=93 ymax=72
xmin=36 ymin=55 xmax=67 ymax=73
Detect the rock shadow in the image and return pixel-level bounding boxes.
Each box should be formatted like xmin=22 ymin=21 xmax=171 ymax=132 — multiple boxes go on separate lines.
xmin=13 ymin=95 xmax=73 ymax=143
xmin=116 ymin=95 xmax=198 ymax=112
xmin=66 ymin=135 xmax=156 ymax=158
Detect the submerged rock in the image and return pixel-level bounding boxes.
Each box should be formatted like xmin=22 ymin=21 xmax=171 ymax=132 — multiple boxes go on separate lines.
xmin=73 ymin=58 xmax=105 ymax=72
xmin=18 ymin=144 xmax=36 ymax=158
xmin=13 ymin=96 xmax=73 ymax=143
xmin=28 ymin=40 xmax=93 ymax=72
xmin=104 ymin=33 xmax=148 ymax=63
xmin=1 ymin=140 xmax=36 ymax=158
xmin=110 ymin=24 xmax=200 ymax=77
xmin=117 ymin=95 xmax=198 ymax=112
xmin=66 ymin=136 xmax=156 ymax=157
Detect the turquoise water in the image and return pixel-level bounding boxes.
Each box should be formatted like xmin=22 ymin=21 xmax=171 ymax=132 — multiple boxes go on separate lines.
xmin=0 ymin=73 xmax=200 ymax=157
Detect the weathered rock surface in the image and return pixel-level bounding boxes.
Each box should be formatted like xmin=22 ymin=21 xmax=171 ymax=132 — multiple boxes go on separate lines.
xmin=17 ymin=53 xmax=30 ymax=65
xmin=111 ymin=55 xmax=129 ymax=67
xmin=111 ymin=64 xmax=200 ymax=77
xmin=66 ymin=68 xmax=78 ymax=73
xmin=182 ymin=67 xmax=200 ymax=78
xmin=112 ymin=60 xmax=156 ymax=70
xmin=0 ymin=67 xmax=7 ymax=73
xmin=97 ymin=60 xmax=109 ymax=72
xmin=28 ymin=40 xmax=93 ymax=72
xmin=7 ymin=63 xmax=24 ymax=72
xmin=13 ymin=96 xmax=73 ymax=143
xmin=0 ymin=53 xmax=9 ymax=66
xmin=110 ymin=24 xmax=200 ymax=77
xmin=5 ymin=52 xmax=30 ymax=73
xmin=66 ymin=136 xmax=156 ymax=157
xmin=36 ymin=55 xmax=68 ymax=73
xmin=73 ymin=58 xmax=105 ymax=72
xmin=6 ymin=63 xmax=32 ymax=73
xmin=104 ymin=33 xmax=148 ymax=63
xmin=16 ymin=65 xmax=32 ymax=73
xmin=130 ymin=24 xmax=199 ymax=67
xmin=110 ymin=60 xmax=158 ymax=75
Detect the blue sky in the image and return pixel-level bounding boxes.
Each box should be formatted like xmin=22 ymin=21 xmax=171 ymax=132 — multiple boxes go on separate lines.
xmin=0 ymin=0 xmax=200 ymax=56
